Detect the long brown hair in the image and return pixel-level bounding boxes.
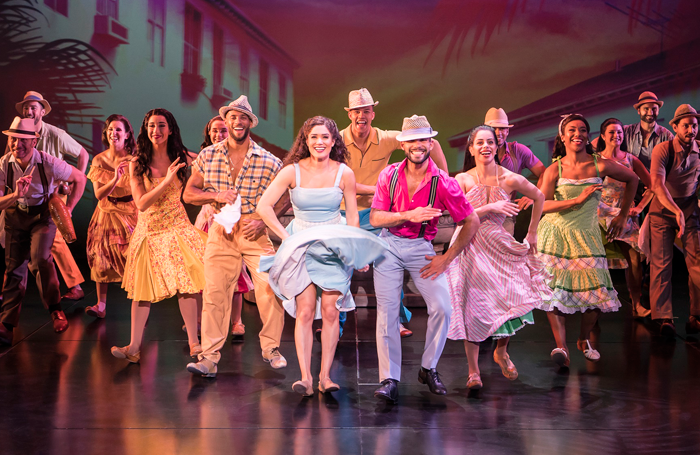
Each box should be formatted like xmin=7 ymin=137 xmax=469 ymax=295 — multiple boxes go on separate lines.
xmin=101 ymin=114 xmax=135 ymax=154
xmin=134 ymin=108 xmax=189 ymax=184
xmin=283 ymin=116 xmax=348 ymax=166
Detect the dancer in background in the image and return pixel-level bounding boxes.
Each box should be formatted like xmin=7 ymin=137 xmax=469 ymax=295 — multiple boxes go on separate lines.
xmin=447 ymin=125 xmax=549 ymax=390
xmin=258 ymin=116 xmax=387 ymax=396
xmin=112 ymin=108 xmax=206 ymax=363
xmin=84 ymin=114 xmax=138 ymax=319
xmin=193 ymin=115 xmax=251 ymax=341
xmin=537 ymin=114 xmax=637 ymax=366
xmin=595 ymin=118 xmax=652 ymax=319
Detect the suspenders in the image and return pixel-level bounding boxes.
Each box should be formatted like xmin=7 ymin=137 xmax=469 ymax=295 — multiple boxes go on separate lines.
xmin=388 ymin=165 xmax=440 ymax=239
xmin=5 ymin=155 xmax=50 ymax=209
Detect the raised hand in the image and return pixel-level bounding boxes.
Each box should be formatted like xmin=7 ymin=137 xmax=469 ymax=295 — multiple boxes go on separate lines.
xmin=165 ymin=157 xmax=186 ymax=183
xmin=14 ymin=175 xmax=32 ymax=198
xmin=115 ymin=160 xmax=129 ymax=180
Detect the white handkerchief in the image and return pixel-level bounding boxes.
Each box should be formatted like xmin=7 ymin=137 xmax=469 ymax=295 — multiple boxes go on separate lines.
xmin=212 ymin=197 xmax=242 ymax=234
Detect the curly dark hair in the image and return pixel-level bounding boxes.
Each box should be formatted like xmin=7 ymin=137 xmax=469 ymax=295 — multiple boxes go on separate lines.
xmin=134 ymin=108 xmax=189 ymax=184
xmin=283 ymin=116 xmax=348 ymax=166
xmin=462 ymin=124 xmax=500 ymax=171
xmin=552 ymin=114 xmax=594 ymax=160
xmin=200 ymin=115 xmax=226 ymax=151
xmin=101 ymin=114 xmax=135 ymax=154
xmin=596 ymin=118 xmax=624 ymax=152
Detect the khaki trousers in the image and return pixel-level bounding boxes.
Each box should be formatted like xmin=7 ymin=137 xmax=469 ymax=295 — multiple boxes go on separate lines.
xmin=51 ymin=228 xmax=84 ymax=288
xmin=199 ymin=216 xmax=284 ymax=364
xmin=649 ymin=196 xmax=700 ymax=319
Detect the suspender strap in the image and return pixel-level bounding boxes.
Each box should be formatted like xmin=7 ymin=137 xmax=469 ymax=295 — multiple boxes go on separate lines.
xmin=418 ymin=175 xmax=440 ymax=238
xmin=388 ymin=166 xmax=400 ymax=211
xmin=37 ymin=160 xmax=49 ymax=203
xmin=5 ymin=159 xmax=13 ymax=194
xmin=5 ymin=156 xmax=49 ymax=203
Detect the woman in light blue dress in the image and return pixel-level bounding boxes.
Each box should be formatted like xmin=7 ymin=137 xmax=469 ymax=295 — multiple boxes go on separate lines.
xmin=258 ymin=116 xmax=387 ymax=397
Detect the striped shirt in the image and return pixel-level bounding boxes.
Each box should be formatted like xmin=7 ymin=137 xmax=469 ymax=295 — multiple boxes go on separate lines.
xmin=192 ymin=139 xmax=282 ymax=215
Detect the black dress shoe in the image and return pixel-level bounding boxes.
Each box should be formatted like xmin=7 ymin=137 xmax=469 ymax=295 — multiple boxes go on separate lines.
xmin=374 ymin=379 xmax=398 ymax=404
xmin=687 ymin=315 xmax=700 ymax=334
xmin=0 ymin=324 xmax=13 ymax=346
xmin=418 ymin=367 xmax=447 ymax=395
xmin=656 ymin=319 xmax=676 ymax=339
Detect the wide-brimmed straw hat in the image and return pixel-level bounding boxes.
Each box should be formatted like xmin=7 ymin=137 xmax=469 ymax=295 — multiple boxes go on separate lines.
xmin=15 ymin=91 xmax=51 ymax=116
xmin=3 ymin=117 xmax=39 ymax=139
xmin=484 ymin=107 xmax=513 ymax=128
xmin=344 ymin=88 xmax=379 ymax=111
xmin=669 ymin=104 xmax=700 ymax=125
xmin=396 ymin=115 xmax=438 ymax=141
xmin=633 ymin=91 xmax=664 ymax=110
xmin=219 ymin=95 xmax=259 ymax=128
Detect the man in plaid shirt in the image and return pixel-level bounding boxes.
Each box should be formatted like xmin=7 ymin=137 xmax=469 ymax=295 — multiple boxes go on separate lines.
xmin=185 ymin=96 xmax=288 ymax=377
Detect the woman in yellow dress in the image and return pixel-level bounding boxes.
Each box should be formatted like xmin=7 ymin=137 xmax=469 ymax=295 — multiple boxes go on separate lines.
xmin=111 ymin=108 xmax=206 ymax=363
xmin=84 ymin=114 xmax=138 ymax=319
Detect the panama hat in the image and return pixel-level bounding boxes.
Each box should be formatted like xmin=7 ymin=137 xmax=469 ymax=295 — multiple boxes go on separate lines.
xmin=484 ymin=108 xmax=514 ymax=128
xmin=219 ymin=95 xmax=259 ymax=128
xmin=633 ymin=91 xmax=664 ymax=110
xmin=396 ymin=115 xmax=438 ymax=141
xmin=344 ymin=88 xmax=379 ymax=111
xmin=3 ymin=117 xmax=39 ymax=139
xmin=15 ymin=91 xmax=51 ymax=116
xmin=669 ymin=104 xmax=700 ymax=125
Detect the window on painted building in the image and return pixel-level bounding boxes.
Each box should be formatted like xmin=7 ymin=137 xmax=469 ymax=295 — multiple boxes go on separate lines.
xmin=259 ymin=59 xmax=269 ymax=121
xmin=212 ymin=24 xmax=224 ymax=94
xmin=147 ymin=0 xmax=165 ymax=66
xmin=183 ymin=3 xmax=202 ymax=76
xmin=240 ymin=47 xmax=249 ymax=95
xmin=96 ymin=0 xmax=118 ymax=18
xmin=278 ymin=73 xmax=287 ymax=129
xmin=45 ymin=0 xmax=68 ymax=16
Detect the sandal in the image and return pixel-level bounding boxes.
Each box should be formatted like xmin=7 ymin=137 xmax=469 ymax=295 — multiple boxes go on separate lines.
xmin=577 ymin=339 xmax=600 ymax=362
xmin=466 ymin=373 xmax=483 ymax=390
xmin=493 ymin=351 xmax=518 ymax=380
xmin=550 ymin=347 xmax=570 ymax=367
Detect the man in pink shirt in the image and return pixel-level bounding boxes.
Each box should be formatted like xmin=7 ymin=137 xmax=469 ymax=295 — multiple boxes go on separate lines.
xmin=370 ymin=115 xmax=479 ymax=403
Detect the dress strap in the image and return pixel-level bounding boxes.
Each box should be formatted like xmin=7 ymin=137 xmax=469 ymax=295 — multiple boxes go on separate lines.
xmin=293 ymin=163 xmax=300 ymax=187
xmin=333 ymin=163 xmax=345 ymax=187
xmin=474 ymin=169 xmax=481 ymax=184
xmin=593 ymin=154 xmax=600 ymax=178
xmin=557 ymin=159 xmax=562 ymax=179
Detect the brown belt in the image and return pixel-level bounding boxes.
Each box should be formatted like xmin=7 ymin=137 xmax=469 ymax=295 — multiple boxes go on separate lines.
xmin=108 ymin=195 xmax=134 ymax=204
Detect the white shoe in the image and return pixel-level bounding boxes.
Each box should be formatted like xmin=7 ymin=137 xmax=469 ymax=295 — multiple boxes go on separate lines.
xmin=262 ymin=347 xmax=287 ymax=369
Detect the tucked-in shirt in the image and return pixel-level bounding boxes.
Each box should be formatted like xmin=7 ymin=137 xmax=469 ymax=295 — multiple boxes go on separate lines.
xmin=193 ymin=139 xmax=282 ymax=215
xmin=0 ymin=148 xmax=72 ymax=206
xmin=623 ymin=122 xmax=674 ymax=170
xmin=372 ymin=158 xmax=473 ymax=241
xmin=650 ymin=136 xmax=700 ymax=198
xmin=498 ymin=141 xmax=540 ymax=175
xmin=341 ymin=126 xmax=400 ymax=211
xmin=37 ymin=122 xmax=83 ymax=160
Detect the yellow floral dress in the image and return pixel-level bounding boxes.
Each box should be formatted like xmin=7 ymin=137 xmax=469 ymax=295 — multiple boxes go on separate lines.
xmin=121 ymin=176 xmax=207 ymax=302
xmin=86 ymin=165 xmax=138 ymax=282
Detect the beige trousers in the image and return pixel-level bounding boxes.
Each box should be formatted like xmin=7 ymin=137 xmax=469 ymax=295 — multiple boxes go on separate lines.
xmin=51 ymin=229 xmax=84 ymax=288
xmin=199 ymin=216 xmax=284 ymax=364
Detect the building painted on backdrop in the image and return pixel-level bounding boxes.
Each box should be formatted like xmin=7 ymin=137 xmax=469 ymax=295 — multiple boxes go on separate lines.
xmin=449 ymin=38 xmax=700 ymax=174
xmin=33 ymin=0 xmax=297 ymax=156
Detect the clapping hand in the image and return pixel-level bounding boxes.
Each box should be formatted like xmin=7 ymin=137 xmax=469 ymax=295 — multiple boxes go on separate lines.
xmin=14 ymin=175 xmax=32 ymax=198
xmin=165 ymin=157 xmax=186 ymax=183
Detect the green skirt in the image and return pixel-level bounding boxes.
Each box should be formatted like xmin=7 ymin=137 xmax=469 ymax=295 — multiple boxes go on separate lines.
xmin=492 ymin=311 xmax=534 ymax=338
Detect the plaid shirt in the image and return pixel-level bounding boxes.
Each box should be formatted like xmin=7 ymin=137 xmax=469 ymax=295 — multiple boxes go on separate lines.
xmin=192 ymin=139 xmax=282 ymax=214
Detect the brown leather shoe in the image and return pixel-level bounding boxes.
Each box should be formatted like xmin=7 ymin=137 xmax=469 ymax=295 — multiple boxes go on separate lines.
xmin=399 ymin=324 xmax=413 ymax=338
xmin=51 ymin=310 xmax=69 ymax=333
xmin=686 ymin=315 xmax=700 ymax=334
xmin=62 ymin=286 xmax=84 ymax=301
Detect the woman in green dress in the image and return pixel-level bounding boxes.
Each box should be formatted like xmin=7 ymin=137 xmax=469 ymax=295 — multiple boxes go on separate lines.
xmin=537 ymin=114 xmax=637 ymax=366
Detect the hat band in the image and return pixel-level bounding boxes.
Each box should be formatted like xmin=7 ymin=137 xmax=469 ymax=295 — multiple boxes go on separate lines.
xmin=401 ymin=127 xmax=433 ymax=136
xmin=7 ymin=128 xmax=37 ymax=136
xmin=637 ymin=97 xmax=659 ymax=104
xmin=24 ymin=95 xmax=42 ymax=102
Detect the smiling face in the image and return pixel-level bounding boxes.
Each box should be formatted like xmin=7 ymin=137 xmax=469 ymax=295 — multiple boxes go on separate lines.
xmin=469 ymin=129 xmax=498 ymax=164
xmin=107 ymin=120 xmax=128 ymax=150
xmin=493 ymin=127 xmax=509 ymax=148
xmin=672 ymin=117 xmax=699 ymax=146
xmin=225 ymin=111 xmax=251 ymax=144
xmin=306 ymin=124 xmax=334 ymax=159
xmin=401 ymin=138 xmax=433 ymax=165
xmin=562 ymin=120 xmax=589 ymax=153
xmin=637 ymin=103 xmax=659 ymax=125
xmin=603 ymin=123 xmax=624 ymax=149
xmin=22 ymin=101 xmax=45 ymax=126
xmin=209 ymin=119 xmax=228 ymax=144
xmin=348 ymin=106 xmax=375 ymax=136
xmin=147 ymin=115 xmax=170 ymax=147
xmin=8 ymin=136 xmax=37 ymax=163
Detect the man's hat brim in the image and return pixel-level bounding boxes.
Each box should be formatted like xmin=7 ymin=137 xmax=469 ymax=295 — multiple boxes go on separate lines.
xmin=344 ymin=101 xmax=379 ymax=112
xmin=3 ymin=128 xmax=39 ymax=139
xmin=396 ymin=130 xmax=438 ymax=142
xmin=15 ymin=99 xmax=51 ymax=116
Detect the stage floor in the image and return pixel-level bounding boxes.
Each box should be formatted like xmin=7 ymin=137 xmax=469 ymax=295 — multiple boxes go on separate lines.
xmin=2 ymin=268 xmax=700 ymax=455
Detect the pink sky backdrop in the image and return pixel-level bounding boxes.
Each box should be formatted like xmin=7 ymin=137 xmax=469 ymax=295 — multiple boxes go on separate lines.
xmin=235 ymin=0 xmax=700 ymax=150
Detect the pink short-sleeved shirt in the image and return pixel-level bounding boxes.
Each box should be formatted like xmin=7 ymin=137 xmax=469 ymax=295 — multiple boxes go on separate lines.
xmin=372 ymin=158 xmax=473 ymax=241
xmin=499 ymin=141 xmax=540 ymax=175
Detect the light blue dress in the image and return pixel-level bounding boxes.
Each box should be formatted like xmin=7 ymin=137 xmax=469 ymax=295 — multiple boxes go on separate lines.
xmin=259 ymin=163 xmax=388 ymax=319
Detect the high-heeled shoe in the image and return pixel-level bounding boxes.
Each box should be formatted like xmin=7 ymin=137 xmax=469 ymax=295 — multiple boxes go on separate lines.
xmin=493 ymin=351 xmax=518 ymax=380
xmin=292 ymin=379 xmax=314 ymax=397
xmin=189 ymin=343 xmax=203 ymax=358
xmin=550 ymin=347 xmax=570 ymax=367
xmin=111 ymin=345 xmax=140 ymax=363
xmin=577 ymin=339 xmax=600 ymax=361
xmin=318 ymin=377 xmax=340 ymax=394
xmin=632 ymin=302 xmax=651 ymax=319
xmin=466 ymin=373 xmax=482 ymax=390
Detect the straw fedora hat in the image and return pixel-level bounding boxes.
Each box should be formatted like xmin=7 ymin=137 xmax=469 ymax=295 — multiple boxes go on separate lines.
xmin=484 ymin=108 xmax=513 ymax=128
xmin=396 ymin=115 xmax=438 ymax=141
xmin=633 ymin=91 xmax=664 ymax=110
xmin=344 ymin=88 xmax=379 ymax=111
xmin=3 ymin=117 xmax=39 ymax=139
xmin=15 ymin=91 xmax=51 ymax=116
xmin=219 ymin=95 xmax=259 ymax=128
xmin=669 ymin=104 xmax=700 ymax=125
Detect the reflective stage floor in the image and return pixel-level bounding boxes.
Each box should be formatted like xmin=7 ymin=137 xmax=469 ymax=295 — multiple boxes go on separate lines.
xmin=2 ymin=266 xmax=700 ymax=455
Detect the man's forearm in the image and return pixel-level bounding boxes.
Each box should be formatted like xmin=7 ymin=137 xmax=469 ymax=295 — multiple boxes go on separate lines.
xmin=0 ymin=193 xmax=18 ymax=211
xmin=369 ymin=209 xmax=410 ymax=228
xmin=356 ymin=183 xmax=376 ymax=195
xmin=76 ymin=148 xmax=89 ymax=174
xmin=183 ymin=186 xmax=218 ymax=206
xmin=652 ymin=182 xmax=681 ymax=215
xmin=443 ymin=212 xmax=479 ymax=262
